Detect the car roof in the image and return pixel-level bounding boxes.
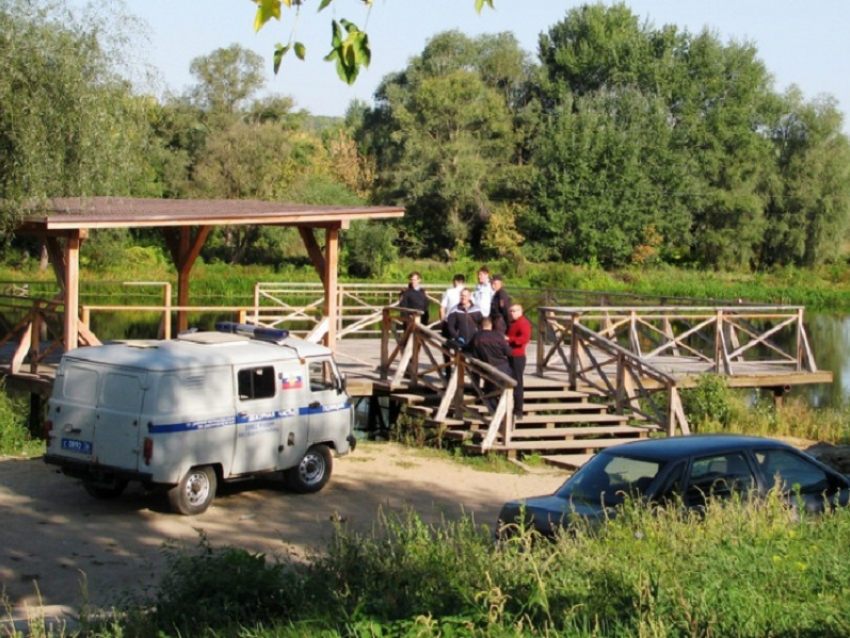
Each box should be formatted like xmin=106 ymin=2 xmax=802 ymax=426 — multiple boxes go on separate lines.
xmin=60 ymin=332 xmax=332 ymax=371
xmin=601 ymin=434 xmax=795 ymax=462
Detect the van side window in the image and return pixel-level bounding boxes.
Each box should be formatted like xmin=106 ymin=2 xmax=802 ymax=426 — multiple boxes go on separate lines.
xmin=237 ymin=366 xmax=276 ymax=400
xmin=101 ymin=373 xmax=143 ymax=410
xmin=62 ymin=367 xmax=99 ymax=405
xmin=309 ymin=360 xmax=336 ymax=392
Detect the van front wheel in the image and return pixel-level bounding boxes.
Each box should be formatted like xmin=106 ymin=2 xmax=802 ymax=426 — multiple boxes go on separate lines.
xmin=284 ymin=445 xmax=332 ymax=494
xmin=168 ymin=465 xmax=217 ymax=515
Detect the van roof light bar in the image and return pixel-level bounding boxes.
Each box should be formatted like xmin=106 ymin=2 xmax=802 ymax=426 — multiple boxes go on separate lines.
xmin=215 ymin=322 xmax=289 ymax=342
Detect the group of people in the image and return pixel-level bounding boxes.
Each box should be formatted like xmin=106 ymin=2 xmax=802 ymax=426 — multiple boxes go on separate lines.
xmin=399 ymin=266 xmax=531 ymax=420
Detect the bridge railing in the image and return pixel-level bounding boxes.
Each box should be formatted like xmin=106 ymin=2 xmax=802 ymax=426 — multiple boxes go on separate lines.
xmin=536 ymin=305 xmax=817 ymax=435
xmin=379 ymin=306 xmax=516 ymax=450
xmin=0 ymin=293 xmax=93 ymax=374
xmin=537 ymin=305 xmax=816 ymax=376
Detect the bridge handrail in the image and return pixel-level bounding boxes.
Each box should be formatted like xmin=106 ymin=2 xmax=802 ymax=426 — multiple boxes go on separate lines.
xmin=380 ymin=306 xmax=516 ymax=450
xmin=536 ymin=305 xmax=815 ymax=375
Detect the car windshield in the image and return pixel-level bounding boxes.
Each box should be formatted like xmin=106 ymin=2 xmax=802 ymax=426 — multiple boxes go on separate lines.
xmin=556 ymin=452 xmax=664 ymax=507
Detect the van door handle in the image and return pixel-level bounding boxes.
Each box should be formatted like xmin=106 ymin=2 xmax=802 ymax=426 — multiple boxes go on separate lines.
xmin=238 ymin=411 xmax=248 ymax=417
xmin=309 ymin=401 xmax=321 ymax=409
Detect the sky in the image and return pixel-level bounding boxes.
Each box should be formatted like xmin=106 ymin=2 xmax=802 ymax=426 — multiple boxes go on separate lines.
xmin=115 ymin=1 xmax=849 ymax=125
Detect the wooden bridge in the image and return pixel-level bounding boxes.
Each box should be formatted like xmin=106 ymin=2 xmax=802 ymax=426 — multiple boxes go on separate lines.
xmin=0 ymin=281 xmax=832 ymax=466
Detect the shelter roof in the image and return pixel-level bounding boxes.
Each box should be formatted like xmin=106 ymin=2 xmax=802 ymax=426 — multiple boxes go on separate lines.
xmin=17 ymin=197 xmax=404 ymax=232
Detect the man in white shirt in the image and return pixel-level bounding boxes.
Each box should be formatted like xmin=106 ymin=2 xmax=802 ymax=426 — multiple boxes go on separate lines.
xmin=439 ymin=274 xmax=466 ymax=321
xmin=472 ymin=266 xmax=493 ymax=318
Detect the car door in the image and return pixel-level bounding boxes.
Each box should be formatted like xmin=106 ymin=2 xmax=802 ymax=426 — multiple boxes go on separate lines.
xmin=304 ymin=357 xmax=351 ymax=445
xmin=94 ymin=369 xmax=146 ymax=470
xmin=231 ymin=364 xmax=282 ymax=475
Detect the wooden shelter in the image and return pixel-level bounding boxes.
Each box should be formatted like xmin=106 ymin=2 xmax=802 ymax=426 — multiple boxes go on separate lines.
xmin=15 ymin=197 xmax=404 ymax=351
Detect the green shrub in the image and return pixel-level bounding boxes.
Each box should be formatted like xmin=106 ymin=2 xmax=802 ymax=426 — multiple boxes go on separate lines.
xmin=0 ymin=385 xmax=40 ymax=456
xmin=127 ymin=498 xmax=850 ymax=637
xmin=148 ymin=533 xmax=296 ymax=635
xmin=681 ymin=373 xmax=735 ymax=430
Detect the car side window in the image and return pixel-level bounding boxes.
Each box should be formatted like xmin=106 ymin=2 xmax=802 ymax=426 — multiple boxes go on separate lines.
xmin=755 ymin=449 xmax=831 ymax=494
xmin=309 ymin=360 xmax=337 ymax=393
xmin=686 ymin=453 xmax=756 ymax=506
xmin=237 ymin=366 xmax=276 ymax=401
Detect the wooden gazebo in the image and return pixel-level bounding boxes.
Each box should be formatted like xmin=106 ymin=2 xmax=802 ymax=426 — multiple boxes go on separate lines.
xmin=15 ymin=197 xmax=404 ymax=351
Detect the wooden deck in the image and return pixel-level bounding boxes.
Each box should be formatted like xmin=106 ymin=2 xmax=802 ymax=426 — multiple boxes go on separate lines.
xmin=331 ymin=339 xmax=832 ymax=396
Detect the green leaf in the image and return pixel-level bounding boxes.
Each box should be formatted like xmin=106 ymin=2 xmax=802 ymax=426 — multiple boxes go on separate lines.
xmin=294 ymin=41 xmax=306 ymax=60
xmin=318 ymin=0 xmax=334 ymax=10
xmin=253 ymin=0 xmax=282 ymax=32
xmin=325 ymin=19 xmax=370 ymax=84
xmin=273 ymin=43 xmax=291 ymax=74
xmin=474 ymin=0 xmax=494 ymax=14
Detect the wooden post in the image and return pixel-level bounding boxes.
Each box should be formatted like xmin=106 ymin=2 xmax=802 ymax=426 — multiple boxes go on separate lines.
xmin=64 ymin=234 xmax=80 ymax=352
xmin=324 ymin=226 xmax=339 ymax=350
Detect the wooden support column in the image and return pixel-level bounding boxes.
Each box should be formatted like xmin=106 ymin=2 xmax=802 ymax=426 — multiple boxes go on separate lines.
xmin=163 ymin=226 xmax=211 ymax=334
xmin=298 ymin=227 xmax=327 ymax=287
xmin=324 ymin=226 xmax=339 ymax=350
xmin=64 ymin=233 xmax=81 ymax=352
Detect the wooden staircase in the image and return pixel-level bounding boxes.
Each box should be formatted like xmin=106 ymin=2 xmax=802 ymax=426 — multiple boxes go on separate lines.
xmin=385 ymin=376 xmax=659 ymax=469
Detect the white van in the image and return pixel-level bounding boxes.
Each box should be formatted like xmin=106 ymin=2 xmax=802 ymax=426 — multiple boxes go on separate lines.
xmin=44 ymin=323 xmax=355 ymax=515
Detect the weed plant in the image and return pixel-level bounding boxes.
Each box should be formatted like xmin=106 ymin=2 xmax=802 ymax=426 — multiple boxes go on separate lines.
xmin=682 ymin=375 xmax=850 ymax=444
xmin=0 ymin=383 xmax=42 ymax=457
xmin=114 ymin=493 xmax=850 ymax=637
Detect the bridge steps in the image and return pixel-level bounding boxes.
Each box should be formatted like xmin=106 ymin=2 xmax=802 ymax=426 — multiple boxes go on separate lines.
xmin=387 ymin=378 xmax=657 ymax=457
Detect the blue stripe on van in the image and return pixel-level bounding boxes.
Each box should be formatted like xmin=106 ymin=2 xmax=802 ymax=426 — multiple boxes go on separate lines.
xmin=299 ymin=401 xmax=351 ymax=416
xmin=149 ymin=409 xmax=300 ymax=434
xmin=148 ymin=404 xmax=348 ymax=434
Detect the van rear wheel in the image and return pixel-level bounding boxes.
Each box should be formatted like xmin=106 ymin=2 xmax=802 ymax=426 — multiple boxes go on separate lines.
xmin=168 ymin=465 xmax=217 ymax=515
xmin=284 ymin=445 xmax=332 ymax=494
xmin=83 ymin=476 xmax=128 ymax=499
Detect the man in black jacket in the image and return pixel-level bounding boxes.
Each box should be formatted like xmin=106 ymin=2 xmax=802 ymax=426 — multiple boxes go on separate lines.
xmin=399 ymin=271 xmax=429 ymax=325
xmin=489 ymin=274 xmax=511 ymax=333
xmin=469 ymin=317 xmax=514 ymax=411
xmin=445 ymin=288 xmax=482 ymax=349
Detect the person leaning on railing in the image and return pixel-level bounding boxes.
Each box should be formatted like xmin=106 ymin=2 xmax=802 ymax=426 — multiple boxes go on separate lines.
xmin=398 ymin=271 xmax=430 ymax=325
xmin=469 ymin=317 xmax=514 ymax=412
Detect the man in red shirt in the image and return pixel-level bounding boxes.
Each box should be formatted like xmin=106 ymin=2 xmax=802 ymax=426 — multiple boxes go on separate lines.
xmin=506 ymin=304 xmax=532 ymax=420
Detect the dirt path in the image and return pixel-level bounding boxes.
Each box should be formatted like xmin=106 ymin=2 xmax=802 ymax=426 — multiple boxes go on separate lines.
xmin=0 ymin=443 xmax=567 ymax=628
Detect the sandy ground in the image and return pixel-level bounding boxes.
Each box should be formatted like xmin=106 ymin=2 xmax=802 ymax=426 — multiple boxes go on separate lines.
xmin=0 ymin=442 xmax=567 ymax=631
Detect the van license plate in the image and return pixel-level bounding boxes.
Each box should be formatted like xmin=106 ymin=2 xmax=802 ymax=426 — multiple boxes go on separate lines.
xmin=61 ymin=438 xmax=93 ymax=454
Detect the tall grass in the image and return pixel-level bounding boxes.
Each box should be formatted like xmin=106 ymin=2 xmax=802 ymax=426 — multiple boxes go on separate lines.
xmin=110 ymin=495 xmax=850 ymax=637
xmin=682 ymin=374 xmax=850 ymax=444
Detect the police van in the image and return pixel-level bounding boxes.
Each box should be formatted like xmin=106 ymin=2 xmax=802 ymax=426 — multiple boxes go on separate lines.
xmin=44 ymin=323 xmax=355 ymax=515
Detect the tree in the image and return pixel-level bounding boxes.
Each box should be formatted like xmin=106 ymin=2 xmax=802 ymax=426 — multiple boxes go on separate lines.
xmin=188 ymin=44 xmax=266 ymax=116
xmin=361 ymin=31 xmax=531 ymax=256
xmin=0 ymin=0 xmax=154 ymax=235
xmin=252 ymin=0 xmax=494 ymax=84
xmin=524 ymin=88 xmax=694 ymax=266
xmin=531 ymin=5 xmax=785 ymax=269
xmin=759 ymin=90 xmax=850 ymax=267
